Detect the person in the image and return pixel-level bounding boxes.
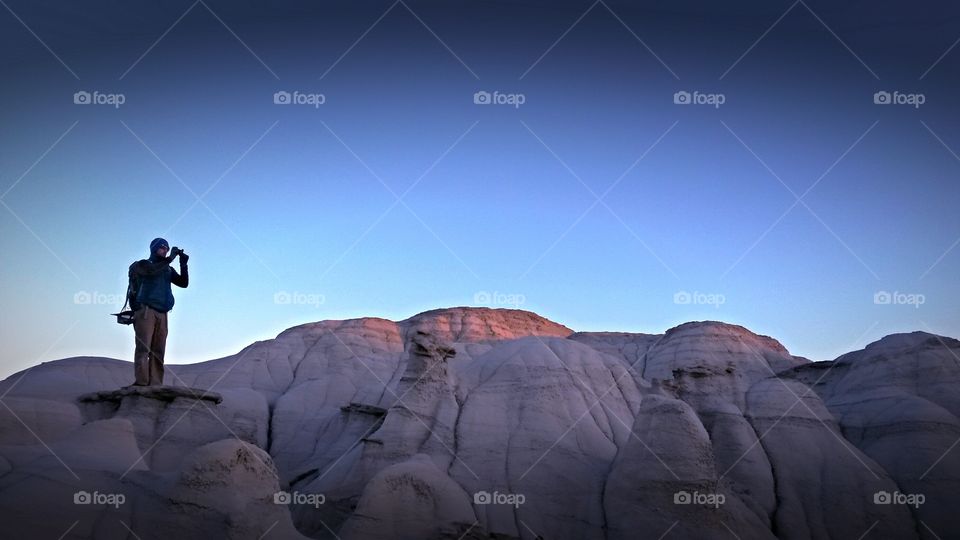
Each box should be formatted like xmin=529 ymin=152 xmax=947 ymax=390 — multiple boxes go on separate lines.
xmin=128 ymin=237 xmax=189 ymax=386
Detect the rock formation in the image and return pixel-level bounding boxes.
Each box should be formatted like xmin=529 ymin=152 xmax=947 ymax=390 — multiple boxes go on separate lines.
xmin=0 ymin=307 xmax=957 ymax=539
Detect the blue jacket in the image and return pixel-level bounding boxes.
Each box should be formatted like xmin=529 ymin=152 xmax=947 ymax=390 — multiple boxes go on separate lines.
xmin=129 ymin=254 xmax=188 ymax=313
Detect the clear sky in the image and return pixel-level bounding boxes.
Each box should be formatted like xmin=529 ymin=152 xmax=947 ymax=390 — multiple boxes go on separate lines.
xmin=1 ymin=0 xmax=959 ymax=379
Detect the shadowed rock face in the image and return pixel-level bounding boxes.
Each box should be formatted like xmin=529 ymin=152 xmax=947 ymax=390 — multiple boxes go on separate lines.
xmin=0 ymin=307 xmax=957 ymax=540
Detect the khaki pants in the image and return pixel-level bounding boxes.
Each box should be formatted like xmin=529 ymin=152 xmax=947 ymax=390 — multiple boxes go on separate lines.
xmin=133 ymin=305 xmax=168 ymax=386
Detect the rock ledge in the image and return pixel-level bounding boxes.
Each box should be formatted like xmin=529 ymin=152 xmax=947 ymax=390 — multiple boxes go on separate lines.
xmin=78 ymin=384 xmax=223 ymax=404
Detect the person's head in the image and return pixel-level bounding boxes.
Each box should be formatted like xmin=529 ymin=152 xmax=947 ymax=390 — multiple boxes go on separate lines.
xmin=150 ymin=237 xmax=169 ymax=258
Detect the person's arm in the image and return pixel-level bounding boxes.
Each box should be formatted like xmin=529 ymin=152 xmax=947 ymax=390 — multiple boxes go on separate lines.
xmin=171 ymin=259 xmax=188 ymax=288
xmin=131 ymin=254 xmax=176 ymax=277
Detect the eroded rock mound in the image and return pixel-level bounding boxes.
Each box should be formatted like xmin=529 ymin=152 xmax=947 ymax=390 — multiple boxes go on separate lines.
xmin=0 ymin=307 xmax=957 ymax=539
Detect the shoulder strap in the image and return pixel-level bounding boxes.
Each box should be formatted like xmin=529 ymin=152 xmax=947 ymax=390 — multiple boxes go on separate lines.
xmin=120 ymin=284 xmax=131 ymax=312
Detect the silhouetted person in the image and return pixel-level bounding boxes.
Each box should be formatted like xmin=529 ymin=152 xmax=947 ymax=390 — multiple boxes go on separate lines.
xmin=128 ymin=237 xmax=189 ymax=386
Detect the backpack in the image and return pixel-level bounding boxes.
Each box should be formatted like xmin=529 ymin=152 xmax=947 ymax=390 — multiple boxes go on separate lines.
xmin=111 ymin=262 xmax=141 ymax=325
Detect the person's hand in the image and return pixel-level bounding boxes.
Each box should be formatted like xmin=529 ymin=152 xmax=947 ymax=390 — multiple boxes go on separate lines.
xmin=170 ymin=247 xmax=182 ymax=257
xmin=178 ymin=250 xmax=189 ymax=264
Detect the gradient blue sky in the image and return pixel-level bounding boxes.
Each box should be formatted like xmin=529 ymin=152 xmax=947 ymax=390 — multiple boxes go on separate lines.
xmin=2 ymin=0 xmax=959 ymax=379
